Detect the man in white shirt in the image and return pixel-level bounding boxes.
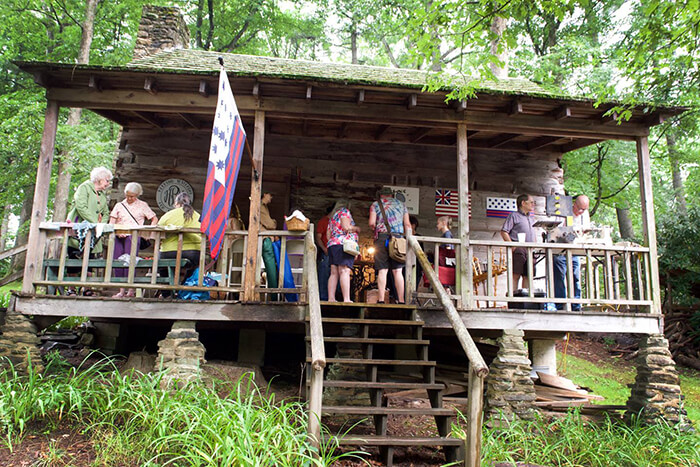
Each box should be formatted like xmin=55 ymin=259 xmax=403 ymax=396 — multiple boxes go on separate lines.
xmin=553 ymin=195 xmax=590 ymax=310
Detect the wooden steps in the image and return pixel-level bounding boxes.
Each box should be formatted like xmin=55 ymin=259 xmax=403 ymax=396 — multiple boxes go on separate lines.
xmin=322 ymin=380 xmax=443 ymax=390
xmin=322 ymin=406 xmax=453 ymax=416
xmin=310 ymin=358 xmax=436 ymax=366
xmin=306 ymin=336 xmax=430 ymax=345
xmin=329 ymin=435 xmax=463 ymax=447
xmin=305 ymin=303 xmax=463 ymax=466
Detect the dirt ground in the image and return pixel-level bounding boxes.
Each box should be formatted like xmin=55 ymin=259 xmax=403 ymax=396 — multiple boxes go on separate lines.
xmin=0 ymin=334 xmax=628 ymax=467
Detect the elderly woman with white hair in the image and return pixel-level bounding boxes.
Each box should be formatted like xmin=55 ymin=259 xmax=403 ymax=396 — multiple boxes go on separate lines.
xmin=66 ymin=166 xmax=113 ymax=257
xmin=108 ymin=181 xmax=158 ymax=298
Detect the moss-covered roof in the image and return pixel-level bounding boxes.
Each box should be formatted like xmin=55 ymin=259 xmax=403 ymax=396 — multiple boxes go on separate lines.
xmin=126 ymin=49 xmax=568 ymax=99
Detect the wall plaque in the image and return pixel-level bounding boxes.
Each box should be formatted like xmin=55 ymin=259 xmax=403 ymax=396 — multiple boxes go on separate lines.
xmin=156 ymin=178 xmax=194 ymax=212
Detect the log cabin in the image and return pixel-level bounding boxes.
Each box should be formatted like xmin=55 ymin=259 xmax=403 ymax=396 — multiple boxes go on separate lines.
xmin=6 ymin=6 xmax=687 ymax=466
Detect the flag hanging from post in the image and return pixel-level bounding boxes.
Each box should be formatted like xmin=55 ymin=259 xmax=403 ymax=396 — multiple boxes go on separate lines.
xmin=200 ymin=67 xmax=247 ymax=259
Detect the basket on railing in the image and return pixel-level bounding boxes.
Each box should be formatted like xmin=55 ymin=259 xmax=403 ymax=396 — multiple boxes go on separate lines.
xmin=286 ymin=217 xmax=309 ymax=232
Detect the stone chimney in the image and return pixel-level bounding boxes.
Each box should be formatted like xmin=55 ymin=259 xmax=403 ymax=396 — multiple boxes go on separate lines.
xmin=133 ymin=5 xmax=190 ymax=60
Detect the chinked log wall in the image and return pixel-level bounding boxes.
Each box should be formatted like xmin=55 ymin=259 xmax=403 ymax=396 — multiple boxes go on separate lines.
xmin=116 ymin=128 xmax=563 ymax=250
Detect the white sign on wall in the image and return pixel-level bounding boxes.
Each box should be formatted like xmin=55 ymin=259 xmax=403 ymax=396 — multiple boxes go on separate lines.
xmin=386 ymin=185 xmax=420 ymax=214
xmin=156 ymin=178 xmax=194 ymax=212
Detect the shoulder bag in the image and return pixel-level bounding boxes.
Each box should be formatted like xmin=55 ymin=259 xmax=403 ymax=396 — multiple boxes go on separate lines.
xmin=376 ymin=196 xmax=406 ymax=263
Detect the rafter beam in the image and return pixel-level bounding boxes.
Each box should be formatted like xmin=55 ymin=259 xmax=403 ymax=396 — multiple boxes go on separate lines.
xmin=562 ymin=138 xmax=600 ymax=153
xmin=144 ymin=77 xmax=157 ymax=95
xmin=527 ymin=136 xmax=569 ymax=151
xmin=131 ymin=111 xmax=162 ymax=128
xmin=374 ymin=124 xmax=390 ymax=140
xmin=88 ymin=75 xmax=102 ymax=92
xmin=554 ymin=105 xmax=571 ymax=120
xmin=410 ymin=127 xmax=432 ymax=143
xmin=509 ymin=99 xmax=522 ymax=116
xmin=199 ymin=80 xmax=210 ymax=97
xmin=487 ymin=133 xmax=519 ymax=148
xmin=178 ymin=113 xmax=199 ymax=129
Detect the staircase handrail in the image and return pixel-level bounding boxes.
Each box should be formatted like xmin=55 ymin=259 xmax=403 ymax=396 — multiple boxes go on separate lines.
xmin=407 ymin=233 xmax=486 ymax=467
xmin=407 ymin=234 xmax=488 ymax=377
xmin=0 ymin=244 xmax=27 ymax=262
xmin=304 ymin=227 xmax=325 ymax=449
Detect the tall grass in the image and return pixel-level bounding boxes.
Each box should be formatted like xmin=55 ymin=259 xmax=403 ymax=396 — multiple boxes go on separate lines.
xmin=0 ymin=353 xmax=355 ymax=466
xmin=453 ymin=410 xmax=699 ymax=467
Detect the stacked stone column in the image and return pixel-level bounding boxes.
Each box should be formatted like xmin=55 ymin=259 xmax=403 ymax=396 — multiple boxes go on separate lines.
xmin=157 ymin=321 xmax=206 ymax=387
xmin=0 ymin=311 xmax=43 ymax=373
xmin=485 ymin=329 xmax=536 ymax=421
xmin=626 ymin=334 xmax=689 ymax=427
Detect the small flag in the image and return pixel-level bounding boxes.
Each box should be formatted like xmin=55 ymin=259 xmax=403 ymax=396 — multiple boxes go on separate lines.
xmin=435 ymin=189 xmax=471 ymax=218
xmin=486 ymin=197 xmax=517 ymax=218
xmin=200 ymin=67 xmax=247 ymax=259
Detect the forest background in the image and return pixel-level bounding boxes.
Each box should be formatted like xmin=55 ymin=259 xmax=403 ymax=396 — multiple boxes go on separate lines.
xmin=1 ymin=0 xmax=699 ymax=313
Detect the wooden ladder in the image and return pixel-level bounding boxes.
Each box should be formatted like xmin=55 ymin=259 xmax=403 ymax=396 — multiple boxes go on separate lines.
xmin=305 ymin=303 xmax=463 ymax=466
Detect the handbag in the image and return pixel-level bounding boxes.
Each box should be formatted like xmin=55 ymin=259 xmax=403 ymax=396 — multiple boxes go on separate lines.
xmin=375 ymin=195 xmax=406 ymax=263
xmin=342 ymin=238 xmax=360 ymax=257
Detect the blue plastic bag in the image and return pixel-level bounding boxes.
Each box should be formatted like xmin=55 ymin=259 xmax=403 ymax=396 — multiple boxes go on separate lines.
xmin=178 ymin=268 xmax=217 ymax=300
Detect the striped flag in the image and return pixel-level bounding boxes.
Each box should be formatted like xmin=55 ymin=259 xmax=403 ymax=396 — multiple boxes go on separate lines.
xmin=486 ymin=197 xmax=517 ymax=218
xmin=435 ymin=189 xmax=471 ymax=218
xmin=200 ymin=68 xmax=246 ymax=259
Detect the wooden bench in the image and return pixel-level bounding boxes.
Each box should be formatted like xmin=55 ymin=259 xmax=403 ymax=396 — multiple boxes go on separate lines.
xmin=42 ymin=258 xmax=191 ymax=286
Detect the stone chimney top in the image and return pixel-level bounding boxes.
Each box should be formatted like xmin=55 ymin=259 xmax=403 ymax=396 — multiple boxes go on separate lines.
xmin=133 ymin=5 xmax=190 ymax=60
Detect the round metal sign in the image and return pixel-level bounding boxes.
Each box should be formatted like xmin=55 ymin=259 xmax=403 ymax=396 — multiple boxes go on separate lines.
xmin=156 ymin=178 xmax=194 ymax=212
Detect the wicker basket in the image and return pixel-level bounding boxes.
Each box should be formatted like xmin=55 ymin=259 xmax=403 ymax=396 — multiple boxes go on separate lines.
xmin=286 ymin=217 xmax=310 ymax=232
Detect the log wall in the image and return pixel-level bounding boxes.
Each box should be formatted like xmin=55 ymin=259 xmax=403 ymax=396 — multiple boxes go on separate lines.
xmin=115 ymin=129 xmax=563 ymax=248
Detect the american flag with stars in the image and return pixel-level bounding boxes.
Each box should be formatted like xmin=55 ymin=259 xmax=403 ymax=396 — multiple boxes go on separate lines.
xmin=486 ymin=197 xmax=517 ymax=218
xmin=435 ymin=189 xmax=470 ymax=218
xmin=200 ymin=68 xmax=246 ymax=259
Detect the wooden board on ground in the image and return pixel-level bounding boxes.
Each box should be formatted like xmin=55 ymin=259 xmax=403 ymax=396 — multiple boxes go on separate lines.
xmin=536 ymin=371 xmax=580 ymax=391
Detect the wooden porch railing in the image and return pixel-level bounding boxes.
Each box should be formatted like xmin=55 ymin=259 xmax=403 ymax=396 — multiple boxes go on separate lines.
xmin=30 ymin=222 xmax=314 ymax=302
xmin=303 ymin=225 xmax=325 ymax=449
xmin=407 ymin=234 xmax=488 ymax=467
xmin=468 ymin=240 xmax=654 ymax=312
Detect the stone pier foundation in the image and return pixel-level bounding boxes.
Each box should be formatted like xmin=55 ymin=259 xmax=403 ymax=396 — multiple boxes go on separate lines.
xmin=0 ymin=311 xmax=42 ymax=373
xmin=157 ymin=321 xmax=206 ymax=386
xmin=485 ymin=329 xmax=536 ymax=421
xmin=626 ymin=334 xmax=689 ymax=427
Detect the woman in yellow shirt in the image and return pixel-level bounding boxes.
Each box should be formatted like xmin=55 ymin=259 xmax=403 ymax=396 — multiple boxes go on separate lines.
xmin=158 ymin=193 xmax=201 ymax=285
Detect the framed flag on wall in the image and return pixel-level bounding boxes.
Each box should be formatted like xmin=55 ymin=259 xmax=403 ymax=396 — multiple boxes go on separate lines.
xmin=486 ymin=197 xmax=517 ymax=218
xmin=435 ymin=189 xmax=471 ymax=218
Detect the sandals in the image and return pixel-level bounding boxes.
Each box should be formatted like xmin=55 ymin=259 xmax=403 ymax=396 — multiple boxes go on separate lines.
xmin=126 ymin=290 xmax=136 ymax=298
xmin=113 ymin=291 xmax=125 ymax=298
xmin=65 ymin=288 xmax=77 ymax=296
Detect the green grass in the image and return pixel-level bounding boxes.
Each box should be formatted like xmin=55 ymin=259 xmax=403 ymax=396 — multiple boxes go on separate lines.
xmin=0 ymin=281 xmax=21 ymax=308
xmin=558 ymin=350 xmax=700 ymax=425
xmin=0 ymin=353 xmax=360 ymax=466
xmin=455 ymin=410 xmax=700 ymax=467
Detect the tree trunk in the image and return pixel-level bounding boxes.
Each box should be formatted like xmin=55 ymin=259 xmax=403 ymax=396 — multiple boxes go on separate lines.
xmin=12 ymin=184 xmax=34 ymax=271
xmin=489 ymin=15 xmax=508 ymax=78
xmin=350 ymin=24 xmax=358 ymax=64
xmin=616 ymin=206 xmax=635 ymax=240
xmin=0 ymin=207 xmax=10 ymax=251
xmin=666 ymin=131 xmax=687 ymax=216
xmin=52 ymin=0 xmax=98 ymax=222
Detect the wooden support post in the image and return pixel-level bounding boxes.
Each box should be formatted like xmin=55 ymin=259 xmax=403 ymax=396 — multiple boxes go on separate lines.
xmin=244 ymin=110 xmax=266 ymax=302
xmin=22 ymin=100 xmax=59 ymax=294
xmin=636 ymin=136 xmax=662 ymax=314
xmin=457 ymin=123 xmax=471 ymax=307
xmin=465 ymin=364 xmax=484 ymax=467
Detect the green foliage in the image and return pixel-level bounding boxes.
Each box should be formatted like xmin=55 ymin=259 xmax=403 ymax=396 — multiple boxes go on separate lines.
xmin=0 ymin=354 xmax=358 ymax=465
xmin=658 ymin=206 xmax=700 ymax=312
xmin=455 ymin=410 xmax=700 ymax=467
